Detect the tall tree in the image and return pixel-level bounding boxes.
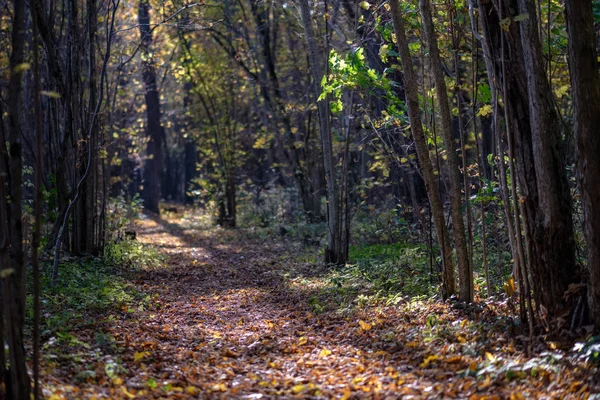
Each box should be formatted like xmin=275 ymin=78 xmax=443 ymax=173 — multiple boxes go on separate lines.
xmin=298 ymin=0 xmax=347 ymax=264
xmin=3 ymin=0 xmax=31 ymax=396
xmin=565 ymin=0 xmax=600 ymax=326
xmin=419 ymin=0 xmax=472 ymax=301
xmin=139 ymin=0 xmax=165 ymax=214
xmin=517 ymin=0 xmax=578 ymax=316
xmin=476 ymin=0 xmax=577 ymax=320
xmin=390 ymin=0 xmax=457 ymax=298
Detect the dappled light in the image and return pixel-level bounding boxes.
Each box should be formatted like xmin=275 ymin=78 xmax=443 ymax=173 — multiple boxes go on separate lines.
xmin=38 ymin=209 xmax=596 ymax=398
xmin=1 ymin=0 xmax=600 ymax=397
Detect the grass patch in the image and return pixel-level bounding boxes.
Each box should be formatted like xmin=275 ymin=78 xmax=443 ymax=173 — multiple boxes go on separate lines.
xmin=347 ymin=242 xmax=438 ymax=298
xmin=29 ymin=239 xmax=161 ymax=338
xmin=298 ymin=242 xmax=439 ymax=314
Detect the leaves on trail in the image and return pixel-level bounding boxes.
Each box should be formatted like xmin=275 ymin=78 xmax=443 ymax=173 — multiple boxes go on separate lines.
xmin=358 ymin=319 xmax=372 ymax=331
xmin=41 ymin=212 xmax=596 ymax=398
xmin=133 ymin=351 xmax=149 ymax=363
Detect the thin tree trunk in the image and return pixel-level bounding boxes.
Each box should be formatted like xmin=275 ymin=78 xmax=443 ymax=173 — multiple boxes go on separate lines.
xmin=298 ymin=0 xmax=344 ymax=264
xmin=500 ymin=1 xmax=535 ymax=335
xmin=31 ymin=10 xmax=43 ymax=397
xmin=390 ymin=0 xmax=457 ymax=298
xmin=419 ymin=0 xmax=472 ymax=301
xmin=4 ymin=0 xmax=31 ymax=396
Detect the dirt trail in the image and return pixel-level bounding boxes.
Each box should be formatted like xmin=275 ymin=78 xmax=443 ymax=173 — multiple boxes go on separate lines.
xmin=44 ymin=212 xmax=595 ymax=399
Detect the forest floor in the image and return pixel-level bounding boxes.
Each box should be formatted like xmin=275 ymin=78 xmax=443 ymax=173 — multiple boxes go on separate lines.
xmin=41 ymin=209 xmax=599 ymax=399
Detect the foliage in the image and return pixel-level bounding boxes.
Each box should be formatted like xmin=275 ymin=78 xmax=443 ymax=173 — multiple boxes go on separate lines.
xmin=104 ymin=238 xmax=164 ymax=270
xmin=29 ymin=257 xmax=150 ymax=335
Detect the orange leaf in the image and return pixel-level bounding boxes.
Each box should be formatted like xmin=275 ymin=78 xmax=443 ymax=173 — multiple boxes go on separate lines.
xmin=359 ymin=320 xmax=372 ymax=331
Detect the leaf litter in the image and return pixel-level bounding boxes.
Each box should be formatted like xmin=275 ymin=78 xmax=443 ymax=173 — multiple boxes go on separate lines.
xmin=41 ymin=211 xmax=598 ymax=399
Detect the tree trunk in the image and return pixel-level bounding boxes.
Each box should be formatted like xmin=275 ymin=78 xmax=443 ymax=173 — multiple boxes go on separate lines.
xmin=139 ymin=0 xmax=164 ymax=214
xmin=390 ymin=0 xmax=457 ymax=298
xmin=517 ymin=0 xmax=577 ymax=317
xmin=419 ymin=0 xmax=472 ymax=301
xmin=477 ymin=0 xmax=577 ymax=319
xmin=3 ymin=0 xmax=31 ymax=396
xmin=565 ymin=0 xmax=600 ymax=326
xmin=298 ymin=0 xmax=345 ymax=264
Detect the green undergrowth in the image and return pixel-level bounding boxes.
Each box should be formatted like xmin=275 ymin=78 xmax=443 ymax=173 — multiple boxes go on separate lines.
xmin=104 ymin=237 xmax=164 ymax=270
xmin=28 ymin=238 xmax=161 ymax=343
xmin=303 ymin=242 xmax=438 ymax=314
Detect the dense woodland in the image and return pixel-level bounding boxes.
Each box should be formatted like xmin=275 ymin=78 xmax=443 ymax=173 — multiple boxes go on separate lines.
xmin=1 ymin=0 xmax=600 ymax=397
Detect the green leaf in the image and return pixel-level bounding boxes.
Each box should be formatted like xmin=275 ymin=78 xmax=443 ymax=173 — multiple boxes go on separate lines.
xmin=513 ymin=13 xmax=529 ymax=22
xmin=0 ymin=268 xmax=14 ymax=278
xmin=359 ymin=1 xmax=370 ymax=10
xmin=14 ymin=63 xmax=31 ymax=73
xmin=330 ymin=99 xmax=343 ymax=113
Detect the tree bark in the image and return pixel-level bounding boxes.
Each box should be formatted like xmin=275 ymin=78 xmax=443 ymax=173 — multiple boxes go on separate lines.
xmin=3 ymin=0 xmax=31 ymax=396
xmin=517 ymin=0 xmax=577 ymax=317
xmin=565 ymin=0 xmax=600 ymax=326
xmin=477 ymin=0 xmax=577 ymax=319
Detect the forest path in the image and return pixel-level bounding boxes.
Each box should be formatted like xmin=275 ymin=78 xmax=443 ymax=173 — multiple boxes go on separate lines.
xmin=120 ymin=212 xmax=454 ymax=399
xmin=44 ymin=211 xmax=594 ymax=399
xmin=106 ymin=211 xmax=590 ymax=399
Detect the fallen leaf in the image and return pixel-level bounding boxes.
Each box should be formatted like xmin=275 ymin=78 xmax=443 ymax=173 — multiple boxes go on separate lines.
xmin=359 ymin=320 xmax=372 ymax=331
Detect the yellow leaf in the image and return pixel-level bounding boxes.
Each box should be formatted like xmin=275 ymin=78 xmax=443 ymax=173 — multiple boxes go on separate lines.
xmin=297 ymin=336 xmax=308 ymax=345
xmin=0 ymin=268 xmax=15 ymax=278
xmin=134 ymin=351 xmax=149 ymax=363
xmin=319 ymin=348 xmax=332 ymax=358
xmin=504 ymin=278 xmax=516 ymax=297
xmin=359 ymin=320 xmax=372 ymax=331
xmin=40 ymin=90 xmax=61 ymax=99
xmin=555 ymin=85 xmax=570 ymax=99
xmin=485 ymin=352 xmax=496 ymax=362
xmin=121 ymin=386 xmax=136 ymax=399
xmin=292 ymin=384 xmax=306 ymax=394
xmin=421 ymin=354 xmax=441 ymax=367
xmin=477 ymin=104 xmax=493 ymax=117
xmin=211 ymin=383 xmax=227 ymax=392
xmin=359 ymin=1 xmax=370 ymax=10
xmin=112 ymin=376 xmax=123 ymax=385
xmin=14 ymin=63 xmax=31 ymax=73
